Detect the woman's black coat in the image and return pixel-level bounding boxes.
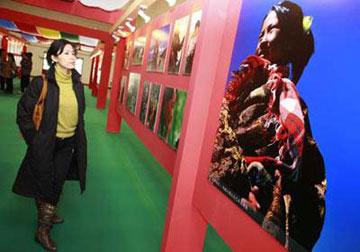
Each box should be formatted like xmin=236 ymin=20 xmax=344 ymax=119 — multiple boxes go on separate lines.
xmin=13 ymin=66 xmax=87 ymax=200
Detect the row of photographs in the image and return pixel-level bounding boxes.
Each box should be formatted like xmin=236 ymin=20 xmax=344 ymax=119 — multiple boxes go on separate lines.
xmin=123 ymin=10 xmax=202 ymax=76
xmin=118 ymin=73 xmax=187 ymax=150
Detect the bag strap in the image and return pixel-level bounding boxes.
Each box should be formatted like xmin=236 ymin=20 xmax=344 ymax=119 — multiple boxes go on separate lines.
xmin=37 ymin=76 xmax=48 ymax=105
xmin=32 ymin=77 xmax=48 ymax=130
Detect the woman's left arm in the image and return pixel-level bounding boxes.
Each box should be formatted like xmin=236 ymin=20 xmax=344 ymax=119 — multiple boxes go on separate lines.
xmin=17 ymin=77 xmax=42 ymax=145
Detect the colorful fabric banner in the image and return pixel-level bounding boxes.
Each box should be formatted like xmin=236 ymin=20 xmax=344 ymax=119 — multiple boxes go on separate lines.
xmin=0 ymin=19 xmax=19 ymax=31
xmin=36 ymin=27 xmax=61 ymax=39
xmin=60 ymin=32 xmax=79 ymax=42
xmin=79 ymin=35 xmax=98 ymax=47
xmin=22 ymin=34 xmax=38 ymax=43
xmin=15 ymin=22 xmax=39 ymax=35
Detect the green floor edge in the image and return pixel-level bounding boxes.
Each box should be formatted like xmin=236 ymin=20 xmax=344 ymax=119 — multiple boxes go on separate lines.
xmin=0 ymin=79 xmax=230 ymax=252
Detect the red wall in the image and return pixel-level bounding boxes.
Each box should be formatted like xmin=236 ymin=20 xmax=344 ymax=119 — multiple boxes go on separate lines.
xmin=107 ymin=0 xmax=287 ymax=251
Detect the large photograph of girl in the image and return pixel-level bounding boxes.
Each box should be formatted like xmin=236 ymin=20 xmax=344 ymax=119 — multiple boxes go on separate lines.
xmin=208 ymin=1 xmax=326 ymax=251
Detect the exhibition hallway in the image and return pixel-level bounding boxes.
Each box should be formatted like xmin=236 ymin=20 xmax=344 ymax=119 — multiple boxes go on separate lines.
xmin=0 ymin=81 xmax=229 ymax=252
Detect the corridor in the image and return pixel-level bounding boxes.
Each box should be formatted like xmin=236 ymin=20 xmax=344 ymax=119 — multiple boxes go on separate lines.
xmin=0 ymin=82 xmax=229 ymax=251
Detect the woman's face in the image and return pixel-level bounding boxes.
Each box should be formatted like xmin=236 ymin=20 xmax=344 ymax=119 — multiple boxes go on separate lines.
xmin=256 ymin=11 xmax=286 ymax=64
xmin=52 ymin=44 xmax=76 ymax=70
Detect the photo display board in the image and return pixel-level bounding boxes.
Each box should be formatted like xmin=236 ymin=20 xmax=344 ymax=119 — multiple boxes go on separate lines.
xmin=117 ymin=4 xmax=203 ymax=155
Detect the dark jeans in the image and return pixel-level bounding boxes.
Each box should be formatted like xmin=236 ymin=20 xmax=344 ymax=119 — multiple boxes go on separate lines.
xmin=5 ymin=78 xmax=13 ymax=93
xmin=0 ymin=76 xmax=4 ymax=90
xmin=21 ymin=75 xmax=30 ymax=92
xmin=45 ymin=136 xmax=75 ymax=205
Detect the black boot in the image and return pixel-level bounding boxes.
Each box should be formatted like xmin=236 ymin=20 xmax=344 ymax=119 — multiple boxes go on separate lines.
xmin=35 ymin=199 xmax=64 ymax=224
xmin=35 ymin=201 xmax=57 ymax=251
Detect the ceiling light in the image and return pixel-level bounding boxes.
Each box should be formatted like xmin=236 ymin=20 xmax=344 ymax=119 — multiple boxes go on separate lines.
xmin=125 ymin=18 xmax=136 ymax=33
xmin=112 ymin=34 xmax=120 ymax=43
xmin=117 ymin=26 xmax=125 ymax=32
xmin=138 ymin=5 xmax=151 ymax=23
xmin=165 ymin=0 xmax=176 ymax=7
xmin=118 ymin=30 xmax=130 ymax=38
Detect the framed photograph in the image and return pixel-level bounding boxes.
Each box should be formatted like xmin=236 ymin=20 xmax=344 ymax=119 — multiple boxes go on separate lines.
xmin=146 ymin=83 xmax=161 ymax=131
xmin=119 ymin=75 xmax=127 ymax=105
xmin=157 ymin=87 xmax=176 ymax=141
xmin=132 ymin=36 xmax=146 ymax=65
xmin=167 ymin=89 xmax=187 ymax=149
xmin=168 ymin=16 xmax=189 ymax=74
xmin=140 ymin=81 xmax=151 ymax=124
xmin=125 ymin=73 xmax=141 ymax=115
xmin=147 ymin=25 xmax=171 ymax=72
xmin=123 ymin=40 xmax=131 ymax=69
xmin=207 ymin=1 xmax=326 ymax=251
xmin=183 ymin=10 xmax=202 ymax=75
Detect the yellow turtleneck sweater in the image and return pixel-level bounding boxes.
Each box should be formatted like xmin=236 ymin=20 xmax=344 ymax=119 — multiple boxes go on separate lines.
xmin=55 ymin=65 xmax=78 ymax=138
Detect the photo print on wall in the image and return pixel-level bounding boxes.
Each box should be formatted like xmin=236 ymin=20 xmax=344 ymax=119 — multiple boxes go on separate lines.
xmin=146 ymin=83 xmax=161 ymax=131
xmin=147 ymin=25 xmax=171 ymax=72
xmin=168 ymin=16 xmax=189 ymax=74
xmin=167 ymin=90 xmax=187 ymax=149
xmin=183 ymin=10 xmax=202 ymax=75
xmin=158 ymin=87 xmax=187 ymax=149
xmin=207 ymin=1 xmax=326 ymax=251
xmin=158 ymin=87 xmax=176 ymax=140
xmin=132 ymin=36 xmax=146 ymax=65
xmin=119 ymin=75 xmax=127 ymax=105
xmin=123 ymin=40 xmax=131 ymax=69
xmin=140 ymin=81 xmax=151 ymax=124
xmin=125 ymin=73 xmax=141 ymax=115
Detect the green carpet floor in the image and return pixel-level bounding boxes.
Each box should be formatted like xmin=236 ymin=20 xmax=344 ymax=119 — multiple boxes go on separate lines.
xmin=0 ymin=78 xmax=230 ymax=252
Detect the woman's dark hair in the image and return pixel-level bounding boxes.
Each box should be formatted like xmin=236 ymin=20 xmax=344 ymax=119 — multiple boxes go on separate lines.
xmin=46 ymin=39 xmax=76 ymax=66
xmin=272 ymin=1 xmax=314 ymax=84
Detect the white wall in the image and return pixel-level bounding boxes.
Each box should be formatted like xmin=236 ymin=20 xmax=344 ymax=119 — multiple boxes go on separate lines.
xmin=27 ymin=43 xmax=47 ymax=77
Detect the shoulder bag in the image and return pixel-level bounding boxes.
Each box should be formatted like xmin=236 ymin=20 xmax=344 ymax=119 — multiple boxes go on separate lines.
xmin=32 ymin=78 xmax=48 ymax=130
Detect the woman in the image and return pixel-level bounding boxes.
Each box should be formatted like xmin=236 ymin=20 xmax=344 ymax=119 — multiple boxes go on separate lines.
xmin=209 ymin=1 xmax=326 ymax=251
xmin=3 ymin=53 xmax=17 ymax=93
xmin=13 ymin=39 xmax=87 ymax=251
